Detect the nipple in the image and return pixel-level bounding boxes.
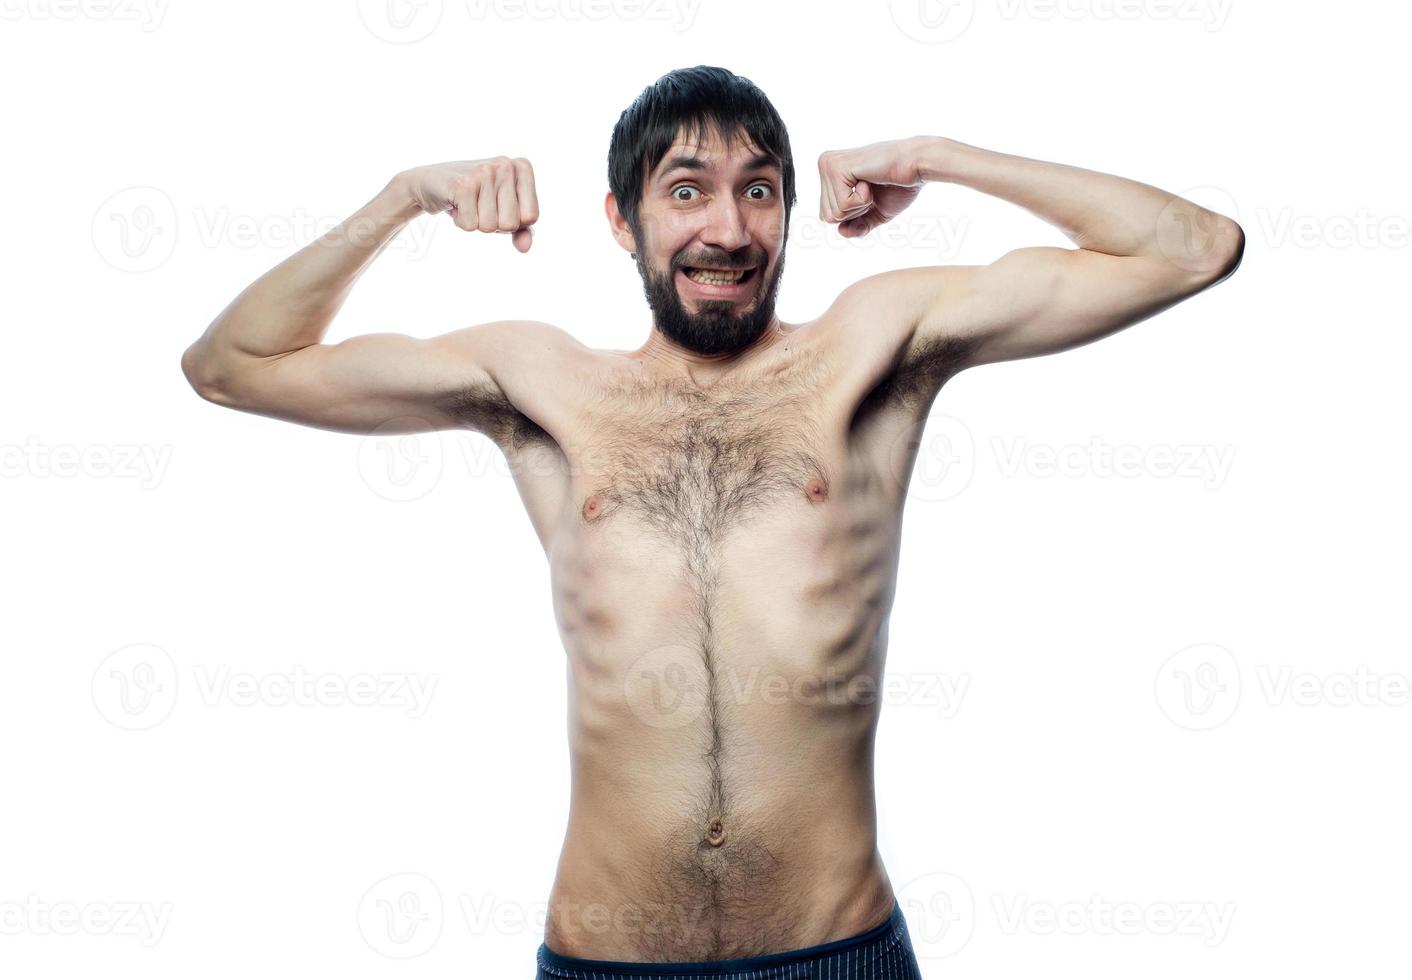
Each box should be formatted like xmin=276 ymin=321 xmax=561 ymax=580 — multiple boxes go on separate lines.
xmin=704 ymin=819 xmax=727 ymax=847
xmin=581 ymin=494 xmax=604 ymax=522
xmin=803 ymin=478 xmax=829 ymax=504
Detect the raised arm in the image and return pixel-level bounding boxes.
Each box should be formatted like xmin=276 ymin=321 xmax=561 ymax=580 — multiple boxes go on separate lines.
xmin=180 ymin=158 xmax=567 ymax=438
xmin=818 ymin=135 xmax=1245 ymax=374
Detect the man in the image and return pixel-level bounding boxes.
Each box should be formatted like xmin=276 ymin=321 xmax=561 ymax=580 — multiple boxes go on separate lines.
xmin=181 ymin=65 xmax=1242 ymax=978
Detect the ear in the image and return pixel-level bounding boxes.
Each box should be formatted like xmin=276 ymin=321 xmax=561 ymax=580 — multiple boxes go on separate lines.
xmin=605 ymin=191 xmax=639 ymax=254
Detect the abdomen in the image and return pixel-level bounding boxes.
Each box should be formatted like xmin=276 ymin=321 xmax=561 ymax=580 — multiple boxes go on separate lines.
xmin=545 ymin=492 xmax=902 ymax=960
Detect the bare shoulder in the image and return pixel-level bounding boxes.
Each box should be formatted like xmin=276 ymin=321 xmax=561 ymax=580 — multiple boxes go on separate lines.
xmin=443 ymin=318 xmax=587 ymax=370
xmin=803 ymin=267 xmax=981 ymax=417
xmin=440 ymin=319 xmax=592 ymax=451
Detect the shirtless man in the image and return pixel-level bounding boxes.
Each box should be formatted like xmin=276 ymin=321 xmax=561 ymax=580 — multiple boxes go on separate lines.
xmin=180 ymin=66 xmax=1243 ymax=978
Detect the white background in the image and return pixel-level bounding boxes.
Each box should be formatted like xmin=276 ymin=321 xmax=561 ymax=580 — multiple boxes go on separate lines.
xmin=2 ymin=1 xmax=1409 ymax=977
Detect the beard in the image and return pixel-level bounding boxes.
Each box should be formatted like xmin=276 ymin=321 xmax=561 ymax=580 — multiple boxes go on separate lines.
xmin=633 ymin=235 xmax=787 ymax=357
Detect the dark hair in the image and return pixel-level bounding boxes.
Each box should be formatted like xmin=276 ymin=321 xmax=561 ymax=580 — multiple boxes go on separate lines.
xmin=608 ymin=65 xmax=797 ymax=237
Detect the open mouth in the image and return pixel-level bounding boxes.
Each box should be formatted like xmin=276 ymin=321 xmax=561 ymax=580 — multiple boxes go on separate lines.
xmin=679 ymin=265 xmax=759 ymax=290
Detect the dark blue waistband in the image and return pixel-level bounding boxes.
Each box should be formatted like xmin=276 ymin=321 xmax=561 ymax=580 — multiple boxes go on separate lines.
xmin=536 ymin=901 xmax=903 ymax=977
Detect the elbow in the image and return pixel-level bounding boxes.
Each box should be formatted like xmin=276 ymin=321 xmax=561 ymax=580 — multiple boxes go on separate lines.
xmin=1209 ymin=216 xmax=1245 ymax=283
xmin=1188 ymin=215 xmax=1246 ymax=288
xmin=181 ymin=343 xmax=236 ymax=406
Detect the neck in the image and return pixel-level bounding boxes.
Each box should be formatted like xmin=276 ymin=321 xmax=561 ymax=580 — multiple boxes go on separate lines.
xmin=634 ymin=315 xmax=787 ymax=383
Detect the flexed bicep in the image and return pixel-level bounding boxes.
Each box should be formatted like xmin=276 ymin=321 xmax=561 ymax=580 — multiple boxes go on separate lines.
xmin=186 ymin=320 xmax=571 ymax=442
xmin=934 ymin=245 xmax=1237 ymax=369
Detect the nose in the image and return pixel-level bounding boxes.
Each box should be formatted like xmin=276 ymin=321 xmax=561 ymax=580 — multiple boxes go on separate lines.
xmin=700 ymin=195 xmax=750 ymax=252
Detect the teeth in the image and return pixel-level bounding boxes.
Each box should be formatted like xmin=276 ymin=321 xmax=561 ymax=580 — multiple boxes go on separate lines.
xmin=686 ymin=267 xmax=747 ymax=285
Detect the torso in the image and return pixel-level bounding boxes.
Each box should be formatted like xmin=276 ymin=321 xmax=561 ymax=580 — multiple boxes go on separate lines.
xmin=463 ymin=304 xmax=972 ymax=960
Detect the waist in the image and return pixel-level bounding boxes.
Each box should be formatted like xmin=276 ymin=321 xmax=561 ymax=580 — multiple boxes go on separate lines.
xmin=537 ymin=899 xmax=910 ymax=977
xmin=545 ymin=816 xmax=892 ymax=961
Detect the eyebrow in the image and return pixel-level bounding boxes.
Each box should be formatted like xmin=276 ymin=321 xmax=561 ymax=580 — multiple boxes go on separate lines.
xmin=655 ymin=151 xmax=780 ymax=184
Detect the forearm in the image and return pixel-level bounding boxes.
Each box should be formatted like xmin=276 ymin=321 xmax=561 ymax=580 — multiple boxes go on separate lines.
xmin=183 ymin=173 xmax=422 ymax=384
xmin=914 ymin=136 xmax=1233 ymax=266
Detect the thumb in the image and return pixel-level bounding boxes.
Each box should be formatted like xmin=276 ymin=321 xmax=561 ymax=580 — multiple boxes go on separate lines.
xmin=838 ymin=209 xmax=885 ymax=238
xmin=511 ymin=226 xmax=533 ymax=253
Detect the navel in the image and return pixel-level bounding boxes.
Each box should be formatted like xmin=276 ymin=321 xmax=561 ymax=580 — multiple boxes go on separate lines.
xmin=803 ymin=478 xmax=829 ymax=504
xmin=581 ymin=494 xmax=604 ymax=522
xmin=704 ymin=818 xmax=727 ymax=847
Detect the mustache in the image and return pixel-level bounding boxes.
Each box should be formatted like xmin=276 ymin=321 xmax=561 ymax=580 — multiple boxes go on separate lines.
xmin=674 ymin=251 xmax=766 ymax=270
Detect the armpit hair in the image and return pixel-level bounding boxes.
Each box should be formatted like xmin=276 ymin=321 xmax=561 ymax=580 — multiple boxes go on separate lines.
xmin=445 ymin=379 xmax=553 ymax=451
xmin=857 ymin=331 xmax=977 ymax=417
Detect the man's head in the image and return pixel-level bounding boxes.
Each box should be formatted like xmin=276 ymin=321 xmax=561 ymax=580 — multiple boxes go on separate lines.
xmin=606 ymin=66 xmax=796 ymax=357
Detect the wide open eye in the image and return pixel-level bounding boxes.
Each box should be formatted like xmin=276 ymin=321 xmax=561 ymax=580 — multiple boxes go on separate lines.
xmin=672 ymin=185 xmax=701 ymax=203
xmin=746 ymin=183 xmax=774 ymax=201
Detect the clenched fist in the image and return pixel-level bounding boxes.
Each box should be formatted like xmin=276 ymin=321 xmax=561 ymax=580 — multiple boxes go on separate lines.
xmin=400 ymin=157 xmax=540 ymax=252
xmin=817 ymin=137 xmax=929 ymax=239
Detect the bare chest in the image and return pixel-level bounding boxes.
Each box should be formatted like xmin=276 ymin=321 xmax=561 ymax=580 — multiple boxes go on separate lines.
xmin=567 ymin=368 xmax=841 ymax=552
